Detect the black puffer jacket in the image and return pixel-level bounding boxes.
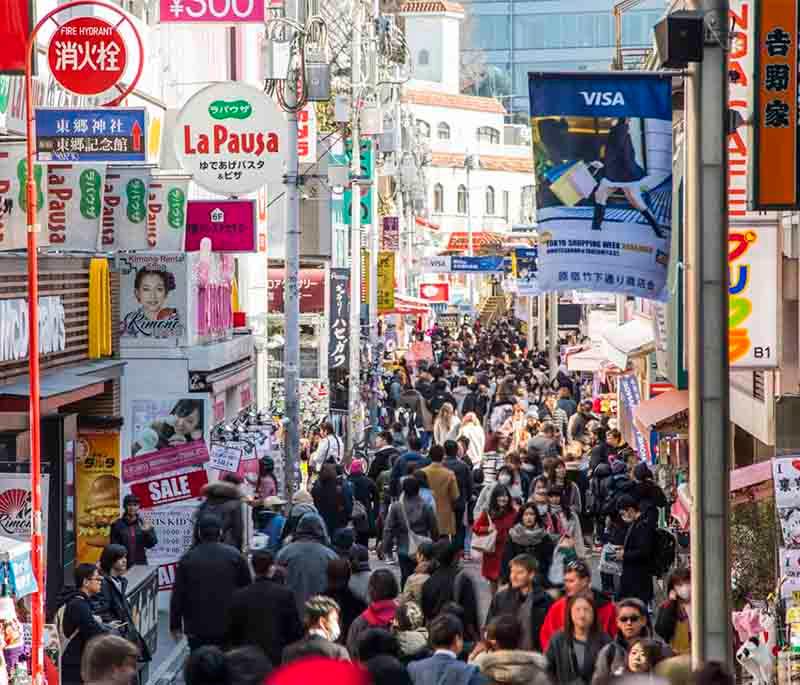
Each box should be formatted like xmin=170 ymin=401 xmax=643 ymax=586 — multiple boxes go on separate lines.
xmin=193 ymin=480 xmax=245 ymax=550
xmin=635 ymin=480 xmax=668 ymax=530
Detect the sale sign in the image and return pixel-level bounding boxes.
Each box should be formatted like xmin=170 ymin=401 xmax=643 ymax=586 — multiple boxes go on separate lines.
xmin=129 ymin=469 xmax=208 ymax=509
xmin=48 ymin=17 xmax=127 ymax=96
xmin=159 ymin=0 xmax=266 ymax=23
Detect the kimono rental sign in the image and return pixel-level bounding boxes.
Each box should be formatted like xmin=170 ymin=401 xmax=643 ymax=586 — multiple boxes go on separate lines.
xmin=528 ymin=73 xmax=673 ymax=301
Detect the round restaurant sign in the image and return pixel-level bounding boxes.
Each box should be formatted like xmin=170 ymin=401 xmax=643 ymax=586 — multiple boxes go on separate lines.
xmin=174 ymin=82 xmax=287 ymax=196
xmin=48 ymin=16 xmax=128 ymax=96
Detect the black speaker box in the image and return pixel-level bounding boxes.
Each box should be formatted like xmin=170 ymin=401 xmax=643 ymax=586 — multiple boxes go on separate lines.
xmin=654 ymin=11 xmax=705 ymax=68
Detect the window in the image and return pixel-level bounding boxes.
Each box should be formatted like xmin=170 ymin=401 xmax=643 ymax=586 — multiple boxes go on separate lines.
xmin=503 ymin=190 xmax=510 ymax=219
xmin=418 ymin=49 xmax=430 ymax=66
xmin=437 ymin=122 xmax=451 ymax=140
xmin=520 ymin=185 xmax=535 ymax=223
xmin=433 ymin=184 xmax=444 ymax=213
xmin=457 ymin=185 xmax=468 ymax=215
xmin=486 ymin=186 xmax=495 ymax=215
xmin=476 ymin=126 xmax=500 ymax=145
xmin=416 ymin=120 xmax=431 ymax=138
xmin=466 ymin=15 xmax=511 ymax=51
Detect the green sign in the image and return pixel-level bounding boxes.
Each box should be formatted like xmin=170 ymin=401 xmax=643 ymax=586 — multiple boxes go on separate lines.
xmin=79 ymin=168 xmax=102 ymax=220
xmin=343 ymin=138 xmax=374 ymax=227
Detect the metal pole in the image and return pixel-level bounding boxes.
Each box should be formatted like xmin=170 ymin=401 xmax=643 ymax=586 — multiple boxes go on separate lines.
xmin=347 ymin=3 xmax=363 ymax=455
xmin=686 ymin=0 xmax=732 ymax=667
xmin=466 ymin=161 xmax=475 ymax=309
xmin=526 ymin=296 xmax=535 ymax=351
xmin=537 ymin=293 xmax=546 ymax=351
xmin=368 ymin=16 xmax=379 ymax=438
xmin=615 ymin=294 xmax=626 ymax=325
xmin=548 ymin=291 xmax=559 ymax=374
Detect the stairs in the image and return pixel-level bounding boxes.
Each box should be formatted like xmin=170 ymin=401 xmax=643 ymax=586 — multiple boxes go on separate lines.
xmin=478 ymin=295 xmax=506 ymax=326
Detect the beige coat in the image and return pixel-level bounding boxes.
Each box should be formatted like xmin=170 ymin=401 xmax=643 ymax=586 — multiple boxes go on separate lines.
xmin=422 ymin=462 xmax=460 ymax=536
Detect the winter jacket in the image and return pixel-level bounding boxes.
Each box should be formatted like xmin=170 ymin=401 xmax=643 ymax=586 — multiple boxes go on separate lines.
xmin=539 ymin=592 xmax=617 ymax=651
xmin=485 ymin=586 xmax=553 ymax=653
xmin=422 ymin=462 xmax=460 ymax=536
xmin=591 ymin=632 xmax=673 ymax=685
xmin=452 ymin=386 xmax=471 ymax=414
xmin=527 ymin=434 xmax=560 ymax=461
xmin=283 ymin=632 xmax=350 ymax=664
xmin=462 ymin=391 xmax=491 ymax=424
xmin=383 ymin=495 xmax=439 ymax=558
xmin=169 ymin=540 xmax=252 ymax=641
xmin=409 ymin=652 xmax=487 ymax=685
xmin=634 ymin=480 xmax=668 ymax=530
xmin=325 ymin=584 xmax=368 ymax=644
xmin=92 ymin=575 xmax=151 ymax=661
xmin=255 ymin=510 xmax=286 ymax=553
xmin=655 ymin=599 xmax=691 ymax=655
xmin=588 ymin=443 xmax=610 ymax=474
xmin=312 ymin=475 xmax=354 ymax=536
xmin=500 ymin=523 xmax=555 ymax=585
xmin=348 ymin=473 xmax=379 ymax=531
xmin=109 ymin=515 xmax=157 ymax=567
xmin=422 ymin=566 xmax=481 ymax=642
xmin=445 ymin=456 xmax=473 ymax=519
xmin=546 ymin=631 xmax=611 ymax=685
xmin=59 ymin=590 xmax=109 ymax=682
xmin=472 ymin=650 xmax=552 ymax=685
xmin=396 ymin=628 xmax=430 ymax=664
xmin=434 ymin=416 xmax=462 ymax=446
xmin=458 ymin=423 xmax=486 ymax=466
xmin=346 ymin=599 xmax=399 ymax=656
xmin=472 ymin=508 xmax=518 ymax=582
xmin=276 ymin=513 xmax=339 ymax=615
xmin=390 ymin=451 xmax=431 ymax=498
xmin=619 ymin=516 xmax=655 ymax=603
xmin=193 ymin=480 xmax=245 ymax=551
xmin=225 ymin=577 xmax=304 ymax=666
xmin=282 ymin=502 xmax=326 ymax=543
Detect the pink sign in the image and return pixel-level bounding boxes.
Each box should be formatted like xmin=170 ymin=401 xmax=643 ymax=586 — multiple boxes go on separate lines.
xmin=185 ymin=200 xmax=257 ymax=253
xmin=159 ymin=0 xmax=265 ymax=23
xmin=122 ymin=441 xmax=210 ymax=483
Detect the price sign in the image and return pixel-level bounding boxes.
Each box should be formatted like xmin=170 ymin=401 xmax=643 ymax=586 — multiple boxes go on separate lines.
xmin=209 ymin=444 xmax=243 ymax=473
xmin=159 ymin=0 xmax=266 ymax=23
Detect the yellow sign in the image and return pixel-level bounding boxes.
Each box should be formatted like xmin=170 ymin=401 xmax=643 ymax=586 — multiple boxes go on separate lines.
xmin=361 ymin=249 xmax=369 ymax=303
xmin=75 ymin=432 xmax=121 ymax=565
xmin=377 ymin=251 xmax=395 ymax=312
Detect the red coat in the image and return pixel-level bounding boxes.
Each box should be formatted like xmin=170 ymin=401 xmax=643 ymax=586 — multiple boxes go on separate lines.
xmin=539 ymin=592 xmax=618 ymax=650
xmin=472 ymin=508 xmax=518 ymax=581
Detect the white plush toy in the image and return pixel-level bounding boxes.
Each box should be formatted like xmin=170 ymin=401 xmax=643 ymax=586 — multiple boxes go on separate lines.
xmin=734 ymin=608 xmax=776 ymax=685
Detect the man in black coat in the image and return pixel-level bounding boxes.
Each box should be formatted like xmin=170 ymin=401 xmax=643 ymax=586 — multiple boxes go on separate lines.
xmin=368 ymin=431 xmax=401 ymax=481
xmin=484 ymin=554 xmax=552 ymax=653
xmin=225 ymin=549 xmax=303 ymax=665
xmin=109 ymin=494 xmax=157 ymax=567
xmin=616 ymin=496 xmax=655 ymax=604
xmin=443 ymin=440 xmax=473 ymax=552
xmin=170 ymin=514 xmax=252 ymax=652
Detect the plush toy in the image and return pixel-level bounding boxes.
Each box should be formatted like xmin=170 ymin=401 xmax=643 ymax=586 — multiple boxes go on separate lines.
xmin=135 ymin=428 xmax=159 ymax=455
xmin=733 ymin=605 xmax=776 ymax=685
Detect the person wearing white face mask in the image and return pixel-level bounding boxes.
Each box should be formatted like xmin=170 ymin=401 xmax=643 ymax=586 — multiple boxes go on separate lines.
xmin=283 ymin=595 xmax=350 ymax=663
xmin=655 ymin=568 xmax=692 ymax=655
xmin=615 ymin=496 xmax=655 ymax=605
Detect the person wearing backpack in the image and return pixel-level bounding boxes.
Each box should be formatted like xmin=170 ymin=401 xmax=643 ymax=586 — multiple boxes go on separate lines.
xmin=382 ymin=477 xmax=438 ymax=586
xmin=57 ymin=563 xmax=109 ymax=684
xmin=312 ymin=464 xmax=354 ymax=538
xmin=348 ymin=460 xmax=378 ymax=547
xmin=632 ymin=463 xmax=668 ymax=530
xmin=616 ymin=496 xmax=655 ymax=605
xmin=192 ymin=473 xmax=245 ymax=552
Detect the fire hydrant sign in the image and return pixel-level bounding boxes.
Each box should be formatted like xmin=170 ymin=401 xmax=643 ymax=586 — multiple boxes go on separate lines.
xmin=35 ymin=108 xmax=147 ymax=163
xmin=159 ymin=0 xmax=266 ymax=23
xmin=48 ymin=17 xmax=127 ymax=96
xmin=174 ymin=82 xmax=287 ymax=196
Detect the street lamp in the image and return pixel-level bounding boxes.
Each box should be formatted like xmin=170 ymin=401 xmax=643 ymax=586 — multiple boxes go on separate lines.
xmin=464 ymin=153 xmax=480 ymax=309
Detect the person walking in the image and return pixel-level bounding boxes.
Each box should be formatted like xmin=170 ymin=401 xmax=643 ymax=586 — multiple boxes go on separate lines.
xmin=422 ymin=445 xmax=460 ymax=539
xmin=546 ymin=592 xmax=612 ymax=685
xmin=282 ymin=596 xmax=350 ymax=663
xmin=500 ymin=502 xmax=555 ymax=585
xmin=444 ymin=440 xmax=473 ymax=552
xmin=390 ymin=436 xmax=429 ymax=499
xmin=312 ymin=464 xmax=354 ymax=539
xmin=310 ymin=422 xmax=345 ymax=473
xmin=472 ymin=484 xmax=517 ymax=595
xmin=434 ymin=403 xmax=461 ymax=446
xmin=109 ymin=494 xmax=157 ymax=568
xmin=323 ymin=558 xmax=368 ymax=642
xmin=458 ymin=413 xmax=486 ymax=466
xmin=348 ymin=460 xmax=379 ymax=547
xmin=408 ymin=614 xmax=487 ymax=685
xmin=170 ymin=514 xmax=252 ymax=652
xmin=383 ymin=477 xmax=439 ymax=586
xmin=655 ymin=568 xmax=692 ymax=656
xmin=346 ymin=570 xmax=400 ymax=656
xmin=632 ymin=462 xmax=668 ymax=530
xmin=192 ymin=473 xmax=246 ymax=551
xmin=369 ymin=431 xmax=402 ymax=481
xmin=470 ymin=615 xmax=551 ymax=685
xmin=224 ymin=549 xmax=303 ymax=666
xmin=617 ymin=495 xmax=655 ymax=605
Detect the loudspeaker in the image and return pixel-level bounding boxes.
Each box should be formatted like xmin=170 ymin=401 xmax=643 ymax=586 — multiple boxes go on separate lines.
xmin=654 ymin=11 xmax=704 ymax=68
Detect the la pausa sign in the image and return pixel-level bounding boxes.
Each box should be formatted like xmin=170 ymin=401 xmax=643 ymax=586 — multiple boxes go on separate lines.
xmin=175 ymin=82 xmax=287 ymax=196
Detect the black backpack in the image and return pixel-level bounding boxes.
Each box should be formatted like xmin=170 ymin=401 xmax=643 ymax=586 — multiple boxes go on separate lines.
xmin=649 ymin=528 xmax=677 ymax=577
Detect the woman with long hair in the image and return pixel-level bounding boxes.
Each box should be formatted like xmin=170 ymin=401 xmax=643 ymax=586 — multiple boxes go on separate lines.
xmin=433 ymin=402 xmax=461 ymax=446
xmin=546 ymin=592 xmax=611 ymax=685
xmin=458 ymin=412 xmax=486 ymax=466
xmin=499 ymin=502 xmax=553 ymax=583
xmin=542 ymin=458 xmax=582 ymax=512
xmin=472 ymin=484 xmax=518 ymax=596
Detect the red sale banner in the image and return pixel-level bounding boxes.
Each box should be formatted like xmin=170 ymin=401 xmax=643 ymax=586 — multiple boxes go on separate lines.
xmin=129 ymin=468 xmax=208 ymax=509
xmin=419 ymin=282 xmax=450 ymax=302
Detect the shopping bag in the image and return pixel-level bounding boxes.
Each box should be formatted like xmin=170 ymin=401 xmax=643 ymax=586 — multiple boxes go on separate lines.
xmin=550 ymin=161 xmax=597 ymax=206
xmin=471 ymin=527 xmax=497 ymax=555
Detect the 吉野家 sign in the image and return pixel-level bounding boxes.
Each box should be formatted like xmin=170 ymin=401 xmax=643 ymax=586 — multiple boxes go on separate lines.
xmin=35 ymin=108 xmax=147 ymax=163
xmin=48 ymin=16 xmax=127 ymax=96
xmin=185 ymin=199 xmax=257 ymax=253
xmin=174 ymin=82 xmax=287 ymax=196
xmin=159 ymin=0 xmax=266 ymax=23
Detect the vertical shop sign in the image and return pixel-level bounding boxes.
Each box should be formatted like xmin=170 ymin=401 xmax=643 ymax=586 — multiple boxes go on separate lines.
xmin=328 ymin=269 xmax=350 ymax=371
xmin=298 ymin=103 xmax=316 ymax=164
xmin=377 ymin=251 xmax=395 ymax=312
xmin=146 ymin=175 xmax=189 ymax=252
xmin=104 ymin=166 xmax=151 ymax=251
xmin=361 ymin=250 xmax=370 ymax=303
xmin=754 ymin=0 xmax=800 ymax=208
xmin=0 ymin=142 xmax=46 ymax=251
xmin=343 ymin=138 xmax=374 ymax=227
xmin=617 ymin=374 xmax=650 ymax=461
xmin=528 ymin=73 xmax=673 ymax=300
xmin=44 ymin=164 xmax=106 ymax=250
xmin=75 ymin=433 xmax=121 ymax=564
xmin=381 ymin=216 xmax=400 ymax=251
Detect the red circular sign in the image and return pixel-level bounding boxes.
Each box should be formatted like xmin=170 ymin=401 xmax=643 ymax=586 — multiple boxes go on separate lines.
xmin=47 ymin=17 xmax=127 ymax=96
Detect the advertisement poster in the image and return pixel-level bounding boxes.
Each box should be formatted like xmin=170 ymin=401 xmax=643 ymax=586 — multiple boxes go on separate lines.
xmin=377 ymin=251 xmax=395 ymax=312
xmin=145 ymin=503 xmax=196 ymax=574
xmin=266 ymin=267 xmax=325 ymax=313
xmin=0 ymin=474 xmax=49 ymax=547
xmin=729 ymin=225 xmax=778 ymax=367
xmin=129 ymin=468 xmax=208 ymax=509
xmin=528 ymin=73 xmax=673 ymax=301
xmin=104 ymin=166 xmax=152 ymax=251
xmin=382 ymin=216 xmax=400 ymax=251
xmin=0 ymin=142 xmax=46 ymax=251
xmin=125 ymin=398 xmax=208 ymax=483
xmin=512 ymin=248 xmax=539 ymax=295
xmin=119 ymin=253 xmax=187 ymax=347
xmin=75 ymin=432 xmax=121 ymax=565
xmin=185 ymin=199 xmax=257 ymax=253
xmin=44 ymin=164 xmax=106 ymax=251
xmin=780 ymin=548 xmax=800 ymax=599
xmin=774 ymin=457 xmax=800 ymax=548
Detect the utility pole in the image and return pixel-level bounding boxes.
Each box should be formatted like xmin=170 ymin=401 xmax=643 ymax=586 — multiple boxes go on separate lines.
xmin=526 ymin=296 xmax=535 ymax=351
xmin=537 ymin=293 xmax=546 ymax=351
xmin=466 ymin=156 xmax=475 ymax=309
xmin=686 ymin=0 xmax=732 ymax=667
xmin=347 ymin=2 xmax=363 ymax=454
xmin=548 ymin=291 xmax=559 ymax=374
xmin=368 ymin=11 xmax=380 ymax=439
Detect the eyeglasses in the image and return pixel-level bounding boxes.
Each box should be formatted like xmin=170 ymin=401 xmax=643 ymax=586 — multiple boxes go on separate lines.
xmin=619 ymin=615 xmax=643 ymax=623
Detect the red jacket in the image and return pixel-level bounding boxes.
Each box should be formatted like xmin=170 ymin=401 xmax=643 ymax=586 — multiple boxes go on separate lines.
xmin=539 ymin=591 xmax=618 ymax=651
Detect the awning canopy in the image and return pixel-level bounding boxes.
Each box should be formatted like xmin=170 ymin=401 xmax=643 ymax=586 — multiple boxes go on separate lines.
xmin=416 ymin=217 xmax=440 ymax=231
xmin=633 ymin=389 xmax=689 ymax=434
xmin=567 ymin=348 xmax=605 ymax=373
xmin=602 ymin=318 xmax=655 ymax=370
xmin=383 ymin=294 xmax=432 ymax=315
xmin=445 ymin=232 xmax=505 ymax=251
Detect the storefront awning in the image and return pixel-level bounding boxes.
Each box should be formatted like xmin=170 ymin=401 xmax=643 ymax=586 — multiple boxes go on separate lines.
xmin=567 ymin=348 xmax=606 ymax=372
xmin=602 ymin=318 xmax=655 ymax=370
xmin=730 ymin=460 xmax=773 ymax=506
xmin=416 ymin=217 xmax=440 ymax=231
xmin=383 ymin=294 xmax=432 ymax=315
xmin=445 ymin=232 xmax=505 ymax=251
xmin=633 ymin=389 xmax=689 ymax=434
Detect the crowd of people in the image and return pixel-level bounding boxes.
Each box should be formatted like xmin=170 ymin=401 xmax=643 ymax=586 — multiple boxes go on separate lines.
xmin=50 ymin=316 xmax=709 ymax=685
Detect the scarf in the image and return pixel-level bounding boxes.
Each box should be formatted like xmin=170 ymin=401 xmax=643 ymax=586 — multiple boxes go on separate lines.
xmin=364 ymin=599 xmax=398 ymax=627
xmin=509 ymin=523 xmax=546 ymax=547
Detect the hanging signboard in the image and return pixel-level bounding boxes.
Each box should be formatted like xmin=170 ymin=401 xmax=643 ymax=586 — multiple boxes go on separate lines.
xmin=753 ymin=0 xmax=800 ymax=209
xmin=266 ymin=267 xmax=325 ymax=313
xmin=159 ymin=0 xmax=266 ymax=23
xmin=298 ymin=103 xmax=316 ymax=164
xmin=145 ymin=175 xmax=189 ymax=252
xmin=419 ymin=256 xmax=452 ymax=273
xmin=185 ymin=199 xmax=257 ymax=253
xmin=0 ymin=142 xmax=46 ymax=251
xmin=377 ymin=251 xmax=395 ymax=313
xmin=44 ymin=164 xmax=106 ymax=250
xmin=0 ymin=1 xmax=33 ymax=75
xmin=451 ymin=256 xmax=505 ymax=272
xmin=36 ymin=108 xmax=146 ymax=163
xmin=343 ymin=138 xmax=374 ymax=226
xmin=328 ymin=268 xmax=350 ymax=371
xmin=511 ymin=248 xmax=539 ymax=295
xmin=729 ymin=224 xmax=779 ymax=367
xmin=174 ymin=82 xmax=287 ymax=196
xmin=102 ymin=166 xmax=151 ymax=251
xmin=419 ymin=282 xmax=450 ymax=303
xmin=381 ymin=216 xmax=400 ymax=251
xmin=528 ymin=72 xmax=673 ymax=301
xmin=617 ymin=374 xmax=649 ymax=461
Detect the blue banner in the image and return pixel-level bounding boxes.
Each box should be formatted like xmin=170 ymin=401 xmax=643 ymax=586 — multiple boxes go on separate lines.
xmin=528 ymin=72 xmax=673 ymax=302
xmin=7 ymin=548 xmax=37 ymax=598
xmin=512 ymin=248 xmax=539 ymax=295
xmin=618 ymin=374 xmax=650 ymax=462
xmin=35 ymin=108 xmax=147 ymax=163
xmin=450 ymin=256 xmax=504 ymax=272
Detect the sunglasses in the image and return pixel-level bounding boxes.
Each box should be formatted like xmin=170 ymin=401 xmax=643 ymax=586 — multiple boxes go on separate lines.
xmin=619 ymin=615 xmax=643 ymax=623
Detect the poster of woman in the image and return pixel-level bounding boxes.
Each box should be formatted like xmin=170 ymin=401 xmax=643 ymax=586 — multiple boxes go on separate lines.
xmin=131 ymin=399 xmax=205 ymax=458
xmin=119 ymin=254 xmax=186 ymax=346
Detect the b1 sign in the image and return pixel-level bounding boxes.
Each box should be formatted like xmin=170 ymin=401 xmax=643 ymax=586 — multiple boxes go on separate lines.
xmin=160 ymin=0 xmax=266 ymax=22
xmin=174 ymin=82 xmax=287 ymax=196
xmin=185 ymin=200 xmax=257 ymax=253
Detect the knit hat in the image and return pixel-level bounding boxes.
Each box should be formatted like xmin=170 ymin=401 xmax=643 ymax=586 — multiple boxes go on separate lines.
xmin=292 ymin=489 xmax=313 ymax=505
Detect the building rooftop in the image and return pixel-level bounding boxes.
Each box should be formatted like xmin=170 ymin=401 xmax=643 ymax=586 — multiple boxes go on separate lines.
xmin=401 ymin=89 xmax=505 ymax=113
xmin=398 ymin=1 xmax=465 ymax=14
